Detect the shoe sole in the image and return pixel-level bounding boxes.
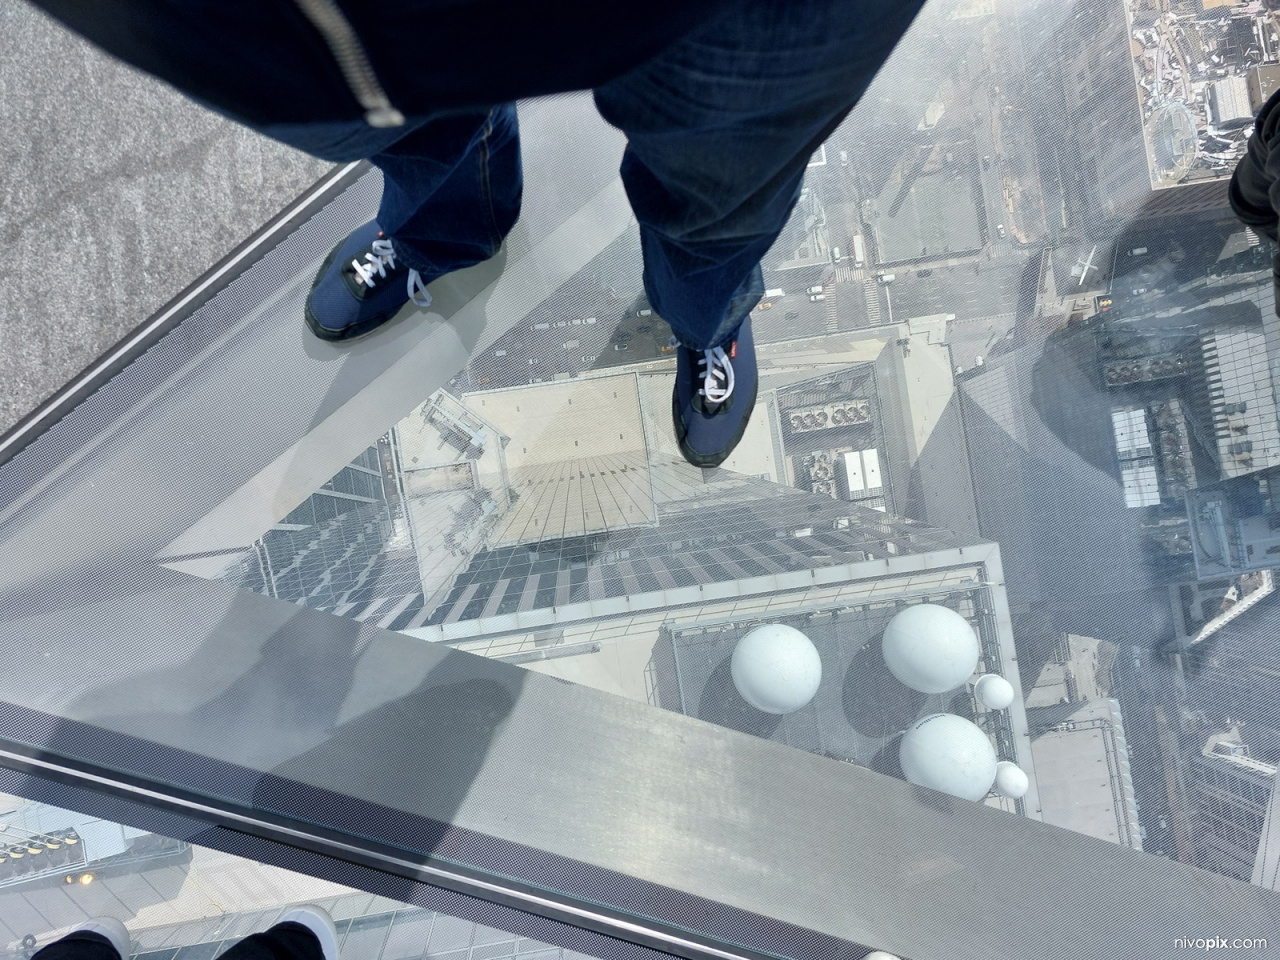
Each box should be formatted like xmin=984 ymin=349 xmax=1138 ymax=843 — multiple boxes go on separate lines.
xmin=672 ymin=377 xmax=759 ymax=469
xmin=303 ymin=243 xmax=409 ymax=343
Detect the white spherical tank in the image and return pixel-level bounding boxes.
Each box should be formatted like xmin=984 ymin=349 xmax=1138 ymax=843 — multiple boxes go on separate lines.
xmin=898 ymin=713 xmax=997 ymax=801
xmin=731 ymin=624 xmax=822 ymax=714
xmin=993 ymin=761 xmax=1030 ymax=799
xmin=881 ymin=603 xmax=980 ymax=694
xmin=973 ymin=673 xmax=1016 ymax=710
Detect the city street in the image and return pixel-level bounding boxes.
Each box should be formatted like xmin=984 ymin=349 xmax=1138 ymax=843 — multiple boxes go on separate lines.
xmin=887 ymin=260 xmax=1024 ymax=322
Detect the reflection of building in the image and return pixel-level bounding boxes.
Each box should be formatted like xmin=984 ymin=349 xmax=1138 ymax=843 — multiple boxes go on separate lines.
xmin=1049 ymin=1 xmax=1237 ymax=231
xmin=1125 ymin=0 xmax=1271 ymax=188
xmin=958 ymin=330 xmax=1188 ymax=644
xmin=1188 ymin=731 xmax=1278 ymax=882
xmin=1254 ymin=760 xmax=1280 ymax=889
xmin=957 ymin=212 xmax=1280 ymax=646
xmin=1185 ymin=589 xmax=1280 ymax=758
xmin=1179 ymin=591 xmax=1280 ymax=885
xmin=1021 ymin=635 xmax=1144 ymax=849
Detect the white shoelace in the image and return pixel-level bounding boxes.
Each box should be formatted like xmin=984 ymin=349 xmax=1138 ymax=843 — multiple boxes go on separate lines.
xmin=698 ymin=345 xmax=735 ymax=404
xmin=350 ymin=238 xmax=432 ymax=307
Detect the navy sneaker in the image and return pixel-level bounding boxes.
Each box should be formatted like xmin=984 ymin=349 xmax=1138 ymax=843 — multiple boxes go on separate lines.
xmin=671 ymin=319 xmax=758 ymax=468
xmin=305 ymin=220 xmax=432 ymax=341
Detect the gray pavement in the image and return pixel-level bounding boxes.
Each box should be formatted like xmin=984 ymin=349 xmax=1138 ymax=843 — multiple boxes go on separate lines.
xmin=1 ymin=3 xmax=331 ymax=437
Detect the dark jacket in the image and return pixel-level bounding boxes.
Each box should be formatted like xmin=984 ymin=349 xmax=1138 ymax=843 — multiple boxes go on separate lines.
xmin=29 ymin=0 xmax=729 ymax=128
xmin=1231 ymin=86 xmax=1280 ymax=241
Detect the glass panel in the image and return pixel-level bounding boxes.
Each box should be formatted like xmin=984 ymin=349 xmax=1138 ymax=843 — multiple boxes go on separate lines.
xmin=4 ymin=0 xmax=1280 ymax=955
xmin=142 ymin=0 xmax=1277 ymax=896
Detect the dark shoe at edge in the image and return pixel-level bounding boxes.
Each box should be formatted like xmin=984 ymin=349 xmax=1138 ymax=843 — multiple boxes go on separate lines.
xmin=305 ymin=220 xmax=432 ymax=342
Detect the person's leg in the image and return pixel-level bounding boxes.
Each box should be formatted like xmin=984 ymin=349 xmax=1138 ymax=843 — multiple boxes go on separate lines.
xmin=593 ymin=0 xmax=923 ymax=465
xmin=372 ymin=105 xmax=522 ymax=280
xmin=260 ymin=105 xmax=521 ymax=340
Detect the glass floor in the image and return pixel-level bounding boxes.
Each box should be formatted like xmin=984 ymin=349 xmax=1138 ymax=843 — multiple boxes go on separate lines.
xmin=3 ymin=0 xmax=1280 ymax=957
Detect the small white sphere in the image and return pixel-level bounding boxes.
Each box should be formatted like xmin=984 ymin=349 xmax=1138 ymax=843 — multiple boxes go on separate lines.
xmin=994 ymin=761 xmax=1030 ymax=799
xmin=973 ymin=673 xmax=1016 ymax=710
xmin=881 ymin=603 xmax=980 ymax=693
xmin=731 ymin=624 xmax=822 ymax=714
xmin=898 ymin=713 xmax=997 ymax=801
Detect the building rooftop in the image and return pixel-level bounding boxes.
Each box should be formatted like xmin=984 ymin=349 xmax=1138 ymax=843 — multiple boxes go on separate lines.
xmin=1126 ymin=0 xmax=1276 ymax=190
xmin=1025 ymin=697 xmax=1143 ymax=849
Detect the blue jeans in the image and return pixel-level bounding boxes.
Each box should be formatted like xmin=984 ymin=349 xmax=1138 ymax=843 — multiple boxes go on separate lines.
xmin=261 ymin=0 xmax=922 ymax=350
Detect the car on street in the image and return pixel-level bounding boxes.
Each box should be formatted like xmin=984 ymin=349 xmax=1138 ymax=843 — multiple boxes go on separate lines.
xmin=528 ymin=357 xmax=542 ymax=365
xmin=809 ymin=294 xmax=825 ymax=302
xmin=581 ymin=355 xmax=596 ymax=363
xmin=807 ymin=285 xmax=824 ymax=295
xmin=614 ymin=343 xmax=629 ymax=351
xmin=995 ymin=224 xmax=1006 ymax=239
xmin=916 ymin=269 xmax=932 ymax=278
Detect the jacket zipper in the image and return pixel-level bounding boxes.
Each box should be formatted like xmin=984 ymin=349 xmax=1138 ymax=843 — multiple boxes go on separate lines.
xmin=292 ymin=0 xmax=406 ymax=127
